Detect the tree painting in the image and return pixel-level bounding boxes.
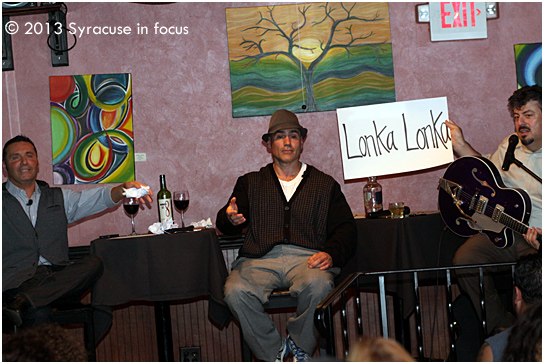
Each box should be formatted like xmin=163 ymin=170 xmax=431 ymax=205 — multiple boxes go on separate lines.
xmin=226 ymin=2 xmax=395 ymax=118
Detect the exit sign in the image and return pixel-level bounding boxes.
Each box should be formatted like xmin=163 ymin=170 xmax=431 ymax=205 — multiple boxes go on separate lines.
xmin=429 ymin=2 xmax=487 ymax=41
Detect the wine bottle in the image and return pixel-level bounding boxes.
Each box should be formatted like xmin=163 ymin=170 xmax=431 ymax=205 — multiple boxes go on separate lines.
xmin=363 ymin=176 xmax=383 ymax=218
xmin=158 ymin=175 xmax=173 ymax=224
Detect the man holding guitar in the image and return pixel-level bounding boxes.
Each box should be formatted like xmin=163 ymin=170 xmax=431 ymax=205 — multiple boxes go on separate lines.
xmin=445 ymin=85 xmax=541 ymax=334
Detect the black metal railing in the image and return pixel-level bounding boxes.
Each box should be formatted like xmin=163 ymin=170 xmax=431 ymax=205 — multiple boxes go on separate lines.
xmin=314 ymin=262 xmax=516 ymax=361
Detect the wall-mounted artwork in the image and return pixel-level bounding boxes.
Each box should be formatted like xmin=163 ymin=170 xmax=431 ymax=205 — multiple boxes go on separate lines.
xmin=514 ymin=43 xmax=542 ymax=88
xmin=49 ymin=73 xmax=134 ymax=185
xmin=226 ymin=2 xmax=395 ymax=118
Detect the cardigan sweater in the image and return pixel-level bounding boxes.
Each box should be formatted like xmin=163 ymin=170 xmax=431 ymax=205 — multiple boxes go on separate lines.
xmin=216 ymin=164 xmax=356 ymax=268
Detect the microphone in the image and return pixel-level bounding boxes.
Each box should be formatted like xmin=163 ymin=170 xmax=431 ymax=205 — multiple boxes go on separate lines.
xmin=26 ymin=199 xmax=33 ymax=206
xmin=502 ymin=134 xmax=519 ymax=171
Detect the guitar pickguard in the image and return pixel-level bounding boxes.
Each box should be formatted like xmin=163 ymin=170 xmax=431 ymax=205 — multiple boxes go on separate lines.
xmin=462 ymin=213 xmax=505 ymax=234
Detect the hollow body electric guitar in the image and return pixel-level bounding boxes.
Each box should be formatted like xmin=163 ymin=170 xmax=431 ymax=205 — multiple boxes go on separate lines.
xmin=438 ymin=156 xmax=540 ymax=248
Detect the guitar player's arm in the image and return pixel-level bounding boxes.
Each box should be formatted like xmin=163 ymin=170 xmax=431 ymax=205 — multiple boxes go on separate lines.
xmin=445 ymin=119 xmax=482 ymax=157
xmin=523 ymin=227 xmax=542 ymax=250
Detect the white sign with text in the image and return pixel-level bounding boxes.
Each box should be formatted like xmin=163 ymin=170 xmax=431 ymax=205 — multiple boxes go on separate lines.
xmin=337 ymin=97 xmax=453 ymax=180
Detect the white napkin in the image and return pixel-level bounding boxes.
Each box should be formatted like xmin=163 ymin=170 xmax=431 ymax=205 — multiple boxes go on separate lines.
xmin=190 ymin=218 xmax=213 ymax=229
xmin=123 ymin=185 xmax=150 ymax=198
xmin=148 ymin=219 xmax=179 ymax=234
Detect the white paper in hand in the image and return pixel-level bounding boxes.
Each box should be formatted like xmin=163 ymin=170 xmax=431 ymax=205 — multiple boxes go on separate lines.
xmin=123 ymin=185 xmax=150 ymax=198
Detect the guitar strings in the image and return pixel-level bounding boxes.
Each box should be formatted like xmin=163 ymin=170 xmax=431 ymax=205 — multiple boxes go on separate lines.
xmin=451 ymin=189 xmax=529 ymax=232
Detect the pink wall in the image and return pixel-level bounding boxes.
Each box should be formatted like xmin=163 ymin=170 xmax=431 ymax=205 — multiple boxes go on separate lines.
xmin=2 ymin=2 xmax=542 ymax=246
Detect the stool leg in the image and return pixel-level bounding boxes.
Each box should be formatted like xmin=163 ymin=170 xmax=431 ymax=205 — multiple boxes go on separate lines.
xmin=84 ymin=310 xmax=97 ymax=361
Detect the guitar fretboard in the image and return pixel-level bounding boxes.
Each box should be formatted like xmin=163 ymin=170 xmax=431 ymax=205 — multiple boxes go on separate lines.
xmin=496 ymin=209 xmax=529 ymax=235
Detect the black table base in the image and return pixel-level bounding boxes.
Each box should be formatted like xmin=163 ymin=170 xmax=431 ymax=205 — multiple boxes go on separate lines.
xmin=154 ymin=301 xmax=174 ymax=362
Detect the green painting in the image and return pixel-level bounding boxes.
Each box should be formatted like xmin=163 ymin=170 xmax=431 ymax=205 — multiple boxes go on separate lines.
xmin=226 ymin=2 xmax=395 ymax=118
xmin=514 ymin=43 xmax=542 ymax=88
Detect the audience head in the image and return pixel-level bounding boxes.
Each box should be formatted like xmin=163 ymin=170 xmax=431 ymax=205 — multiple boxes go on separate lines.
xmin=347 ymin=336 xmax=414 ymax=362
xmin=2 ymin=323 xmax=87 ymax=361
xmin=502 ymin=301 xmax=542 ymax=362
xmin=513 ymin=252 xmax=541 ymax=314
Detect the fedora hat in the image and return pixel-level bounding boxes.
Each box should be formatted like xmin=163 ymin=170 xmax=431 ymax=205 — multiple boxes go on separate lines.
xmin=262 ymin=109 xmax=308 ymax=142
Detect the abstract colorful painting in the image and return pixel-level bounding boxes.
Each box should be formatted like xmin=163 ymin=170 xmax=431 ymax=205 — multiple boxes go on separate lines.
xmin=226 ymin=2 xmax=395 ymax=118
xmin=49 ymin=73 xmax=134 ymax=185
xmin=514 ymin=43 xmax=542 ymax=88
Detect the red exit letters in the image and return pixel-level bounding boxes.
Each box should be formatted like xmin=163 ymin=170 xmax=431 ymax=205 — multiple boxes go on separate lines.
xmin=441 ymin=2 xmax=481 ymax=28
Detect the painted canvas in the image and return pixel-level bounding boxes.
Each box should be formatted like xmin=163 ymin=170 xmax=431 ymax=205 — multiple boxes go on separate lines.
xmin=514 ymin=43 xmax=542 ymax=88
xmin=49 ymin=73 xmax=134 ymax=184
xmin=226 ymin=2 xmax=395 ymax=118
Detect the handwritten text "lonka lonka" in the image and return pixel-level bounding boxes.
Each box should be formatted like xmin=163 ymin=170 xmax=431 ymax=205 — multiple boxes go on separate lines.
xmin=342 ymin=111 xmax=451 ymax=159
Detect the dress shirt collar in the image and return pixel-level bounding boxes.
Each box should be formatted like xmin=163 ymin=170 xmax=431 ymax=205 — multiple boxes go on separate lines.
xmin=6 ymin=178 xmax=41 ymax=203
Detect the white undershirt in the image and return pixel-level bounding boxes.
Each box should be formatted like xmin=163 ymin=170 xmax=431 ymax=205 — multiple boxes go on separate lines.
xmin=278 ymin=163 xmax=307 ymax=202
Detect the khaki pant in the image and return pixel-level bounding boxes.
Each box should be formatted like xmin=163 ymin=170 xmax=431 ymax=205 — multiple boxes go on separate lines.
xmin=224 ymin=244 xmax=339 ymax=361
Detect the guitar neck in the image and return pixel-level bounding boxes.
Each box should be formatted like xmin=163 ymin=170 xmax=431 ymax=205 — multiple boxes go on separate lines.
xmin=498 ymin=212 xmax=541 ymax=243
xmin=499 ymin=212 xmax=530 ymax=235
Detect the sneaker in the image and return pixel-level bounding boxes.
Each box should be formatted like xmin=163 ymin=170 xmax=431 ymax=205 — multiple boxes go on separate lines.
xmin=275 ymin=337 xmax=290 ymax=362
xmin=287 ymin=335 xmax=311 ymax=362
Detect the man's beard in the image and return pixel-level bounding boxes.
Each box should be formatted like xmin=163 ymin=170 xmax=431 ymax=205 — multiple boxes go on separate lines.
xmin=518 ymin=125 xmax=534 ymax=146
xmin=520 ymin=136 xmax=534 ymax=146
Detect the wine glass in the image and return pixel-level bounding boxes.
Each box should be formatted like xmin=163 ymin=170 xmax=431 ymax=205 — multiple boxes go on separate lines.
xmin=123 ymin=197 xmax=139 ymax=235
xmin=173 ymin=190 xmax=190 ymax=228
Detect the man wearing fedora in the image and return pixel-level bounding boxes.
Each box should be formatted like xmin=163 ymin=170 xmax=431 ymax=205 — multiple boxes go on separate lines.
xmin=216 ymin=109 xmax=356 ymax=361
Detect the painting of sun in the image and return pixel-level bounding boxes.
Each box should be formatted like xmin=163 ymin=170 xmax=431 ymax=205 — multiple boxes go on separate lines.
xmin=226 ymin=2 xmax=395 ymax=117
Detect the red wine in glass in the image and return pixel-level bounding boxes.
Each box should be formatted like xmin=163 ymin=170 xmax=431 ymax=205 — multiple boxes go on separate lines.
xmin=123 ymin=197 xmax=139 ymax=235
xmin=174 ymin=200 xmax=189 ymax=211
xmin=173 ymin=190 xmax=189 ymax=227
xmin=124 ymin=204 xmax=139 ymax=215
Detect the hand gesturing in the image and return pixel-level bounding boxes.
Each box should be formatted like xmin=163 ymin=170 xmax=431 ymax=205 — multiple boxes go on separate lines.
xmin=226 ymin=197 xmax=246 ymax=226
